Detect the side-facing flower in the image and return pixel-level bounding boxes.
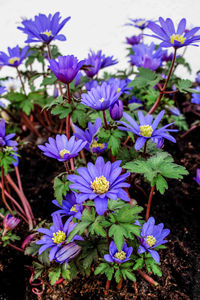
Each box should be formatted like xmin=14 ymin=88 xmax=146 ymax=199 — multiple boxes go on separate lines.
xmin=17 ymin=12 xmax=71 ymax=44
xmin=191 ymin=87 xmax=200 ymax=105
xmin=38 ymin=135 xmax=87 ymax=162
xmin=85 ymin=80 xmax=99 ymax=91
xmin=106 ymin=77 xmax=131 ymax=94
xmin=109 ymin=100 xmax=123 ymax=121
xmin=147 ymin=18 xmax=200 ymax=48
xmin=126 ymin=18 xmax=151 ymax=30
xmin=193 ymin=168 xmax=200 ymax=185
xmin=67 ymin=156 xmax=130 ymax=215
xmin=0 ymin=45 xmax=30 ymax=67
xmin=52 ymin=192 xmax=83 ymax=220
xmin=104 ymin=241 xmax=133 ymax=264
xmin=49 ymin=55 xmax=85 ymax=84
xmin=3 ymin=214 xmax=20 ymax=233
xmin=81 ymin=82 xmax=122 ymax=111
xmin=55 ymin=242 xmax=82 ymax=268
xmin=118 ymin=110 xmax=177 ymax=150
xmin=195 ymin=73 xmax=200 ymax=85
xmin=126 ymin=34 xmax=142 ymax=46
xmin=0 ymin=119 xmax=18 ymax=148
xmin=138 ymin=217 xmax=170 ymax=263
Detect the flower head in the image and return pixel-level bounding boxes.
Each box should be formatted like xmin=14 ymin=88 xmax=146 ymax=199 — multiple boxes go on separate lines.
xmin=17 ymin=12 xmax=71 ymax=44
xmin=138 ymin=217 xmax=170 ymax=263
xmin=118 ymin=110 xmax=178 ymax=150
xmin=0 ymin=119 xmax=18 ymax=148
xmin=148 ymin=18 xmax=200 ymax=48
xmin=109 ymin=100 xmax=123 ymax=121
xmin=104 ymin=241 xmax=133 ymax=264
xmin=85 ymin=80 xmax=99 ymax=91
xmin=67 ymin=157 xmax=130 ymax=215
xmin=191 ymin=87 xmax=200 ymax=105
xmin=126 ymin=34 xmax=142 ymax=46
xmin=38 ymin=135 xmax=87 ymax=162
xmin=0 ymin=45 xmax=30 ymax=67
xmin=3 ymin=214 xmax=20 ymax=232
xmin=49 ymin=55 xmax=85 ymax=84
xmin=193 ymin=168 xmax=200 ymax=185
xmin=195 ymin=73 xmax=200 ymax=85
xmin=126 ymin=18 xmax=151 ymax=30
xmin=55 ymin=242 xmax=81 ymax=268
xmin=106 ymin=78 xmax=131 ymax=95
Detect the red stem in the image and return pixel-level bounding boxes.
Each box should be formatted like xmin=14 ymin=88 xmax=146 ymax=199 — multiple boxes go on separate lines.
xmin=137 ymin=269 xmax=158 ymax=286
xmin=1 ymin=167 xmax=13 ymax=214
xmin=104 ymin=279 xmax=111 ymax=296
xmin=8 ymin=243 xmax=24 ymax=253
xmin=103 ymin=111 xmax=108 ymax=129
xmin=145 ymin=185 xmax=155 ymax=221
xmin=116 ymin=278 xmax=123 ymax=290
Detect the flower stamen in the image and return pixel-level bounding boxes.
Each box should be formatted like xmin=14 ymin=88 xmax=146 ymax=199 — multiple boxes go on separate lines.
xmin=70 ymin=205 xmax=78 ymax=213
xmin=59 ymin=149 xmax=70 ymax=158
xmin=99 ymin=97 xmax=105 ymax=103
xmin=91 ymin=175 xmax=109 ymax=194
xmin=8 ymin=57 xmax=20 ymax=65
xmin=42 ymin=30 xmax=53 ymax=37
xmin=114 ymin=250 xmax=126 ymax=260
xmin=139 ymin=125 xmax=153 ymax=137
xmin=170 ymin=34 xmax=186 ymax=45
xmin=91 ymin=140 xmax=104 ymax=149
xmin=146 ymin=235 xmax=156 ymax=247
xmin=52 ymin=230 xmax=66 ymax=244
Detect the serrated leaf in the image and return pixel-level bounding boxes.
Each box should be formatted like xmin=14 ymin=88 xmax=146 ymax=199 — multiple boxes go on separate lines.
xmin=129 ymin=68 xmax=161 ymax=88
xmin=122 ymin=269 xmax=136 ymax=281
xmin=94 ymin=263 xmax=109 ymax=275
xmin=176 ymin=79 xmax=198 ymax=94
xmin=114 ymin=269 xmax=122 ymax=283
xmin=108 ymin=224 xmax=128 ymax=251
xmin=51 ymin=103 xmax=72 ymax=119
xmin=33 ymin=262 xmax=45 ymax=279
xmin=61 ymin=264 xmax=71 ymax=280
xmin=41 ymin=73 xmax=57 ymax=86
xmin=133 ymin=258 xmax=144 ymax=270
xmin=67 ymin=221 xmax=90 ymax=243
xmin=155 ymin=174 xmax=168 ymax=194
xmin=49 ymin=265 xmax=61 ymax=285
xmin=53 ymin=177 xmax=70 ymax=205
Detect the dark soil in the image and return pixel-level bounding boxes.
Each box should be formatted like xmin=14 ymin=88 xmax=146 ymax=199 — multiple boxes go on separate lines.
xmin=0 ymin=109 xmax=200 ymax=300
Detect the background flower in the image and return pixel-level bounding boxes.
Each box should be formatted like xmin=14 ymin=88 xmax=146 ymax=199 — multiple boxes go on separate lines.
xmin=0 ymin=45 xmax=30 ymax=67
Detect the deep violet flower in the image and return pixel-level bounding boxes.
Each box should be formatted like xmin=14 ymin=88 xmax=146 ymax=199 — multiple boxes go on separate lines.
xmin=52 ymin=192 xmax=83 ymax=220
xmin=118 ymin=110 xmax=178 ymax=150
xmin=104 ymin=241 xmax=133 ymax=264
xmin=138 ymin=217 xmax=170 ymax=263
xmin=147 ymin=18 xmax=200 ymax=48
xmin=67 ymin=157 xmax=130 ymax=215
xmin=0 ymin=45 xmax=30 ymax=67
xmin=195 ymin=73 xmax=200 ymax=85
xmin=55 ymin=242 xmax=81 ymax=267
xmin=126 ymin=34 xmax=142 ymax=46
xmin=109 ymin=100 xmax=123 ymax=121
xmin=74 ymin=71 xmax=83 ymax=87
xmin=191 ymin=87 xmax=200 ymax=105
xmin=3 ymin=214 xmax=20 ymax=232
xmin=73 ymin=118 xmax=107 ymax=154
xmin=81 ymin=82 xmax=122 ymax=111
xmin=38 ymin=135 xmax=87 ymax=162
xmin=0 ymin=119 xmax=18 ymax=148
xmin=17 ymin=12 xmax=71 ymax=44
xmin=49 ymin=55 xmax=85 ymax=84
xmin=126 ymin=18 xmax=151 ymax=30
xmin=193 ymin=168 xmax=200 ymax=185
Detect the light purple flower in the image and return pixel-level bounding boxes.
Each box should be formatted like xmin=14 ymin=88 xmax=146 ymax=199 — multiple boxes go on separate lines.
xmin=104 ymin=241 xmax=133 ymax=264
xmin=193 ymin=168 xmax=200 ymax=185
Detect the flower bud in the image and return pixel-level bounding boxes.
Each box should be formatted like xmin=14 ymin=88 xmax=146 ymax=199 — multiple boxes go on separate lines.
xmin=55 ymin=242 xmax=81 ymax=266
xmin=3 ymin=214 xmax=20 ymax=232
xmin=109 ymin=100 xmax=123 ymax=121
xmin=53 ymin=86 xmax=59 ymax=98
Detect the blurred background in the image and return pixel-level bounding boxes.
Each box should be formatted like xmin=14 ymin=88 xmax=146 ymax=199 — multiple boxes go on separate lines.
xmin=0 ymin=0 xmax=200 ymax=79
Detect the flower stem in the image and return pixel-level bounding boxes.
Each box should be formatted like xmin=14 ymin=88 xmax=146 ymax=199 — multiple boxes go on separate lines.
xmin=1 ymin=167 xmax=13 ymax=214
xmin=137 ymin=269 xmax=159 ymax=286
xmin=16 ymin=67 xmax=26 ymax=95
xmin=145 ymin=185 xmax=155 ymax=221
xmin=116 ymin=278 xmax=123 ymax=290
xmin=103 ymin=111 xmax=108 ymax=129
xmin=47 ymin=44 xmax=52 ymax=59
xmin=66 ymin=83 xmax=71 ymax=139
xmin=104 ymin=279 xmax=111 ymax=295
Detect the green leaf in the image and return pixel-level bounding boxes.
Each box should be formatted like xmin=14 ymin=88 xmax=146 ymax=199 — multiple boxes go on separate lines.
xmin=155 ymin=174 xmax=168 ymax=194
xmin=20 ymin=99 xmax=34 ymax=115
xmin=94 ymin=263 xmax=108 ymax=275
xmin=81 ymin=207 xmax=96 ymax=222
xmin=61 ymin=264 xmax=71 ymax=280
xmin=176 ymin=79 xmax=199 ymax=94
xmin=129 ymin=68 xmax=161 ymax=88
xmin=109 ymin=224 xmax=128 ymax=251
xmin=33 ymin=262 xmax=45 ymax=279
xmin=53 ymin=176 xmax=70 ymax=206
xmin=114 ymin=269 xmax=122 ymax=283
xmin=41 ymin=73 xmax=57 ymax=86
xmin=51 ymin=103 xmax=72 ymax=119
xmin=121 ymin=269 xmax=136 ymax=281
xmin=89 ymin=216 xmax=107 ymax=237
xmin=116 ymin=205 xmax=143 ymax=223
xmin=67 ymin=221 xmax=90 ymax=243
xmin=133 ymin=258 xmax=144 ymax=270
xmin=49 ymin=265 xmax=61 ymax=285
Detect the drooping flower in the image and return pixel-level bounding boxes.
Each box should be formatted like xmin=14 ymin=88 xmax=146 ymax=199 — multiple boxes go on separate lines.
xmin=191 ymin=87 xmax=200 ymax=105
xmin=193 ymin=168 xmax=200 ymax=185
xmin=38 ymin=135 xmax=87 ymax=162
xmin=118 ymin=110 xmax=177 ymax=150
xmin=52 ymin=192 xmax=83 ymax=220
xmin=67 ymin=157 xmax=130 ymax=215
xmin=147 ymin=18 xmax=200 ymax=48
xmin=17 ymin=12 xmax=71 ymax=44
xmin=55 ymin=242 xmax=82 ymax=267
xmin=73 ymin=118 xmax=107 ymax=154
xmin=126 ymin=18 xmax=151 ymax=30
xmin=0 ymin=119 xmax=18 ymax=148
xmin=49 ymin=55 xmax=85 ymax=84
xmin=138 ymin=217 xmax=170 ymax=263
xmin=195 ymin=73 xmax=200 ymax=85
xmin=3 ymin=214 xmax=20 ymax=233
xmin=109 ymin=100 xmax=123 ymax=121
xmin=106 ymin=77 xmax=131 ymax=95
xmin=104 ymin=241 xmax=133 ymax=264
xmin=81 ymin=82 xmax=122 ymax=111
xmin=0 ymin=45 xmax=30 ymax=67
xmin=126 ymin=34 xmax=142 ymax=46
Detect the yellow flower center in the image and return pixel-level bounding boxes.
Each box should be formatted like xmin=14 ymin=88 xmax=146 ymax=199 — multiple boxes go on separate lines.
xmin=91 ymin=175 xmax=109 ymax=194
xmin=70 ymin=204 xmax=78 ymax=213
xmin=42 ymin=30 xmax=53 ymax=37
xmin=117 ymin=87 xmax=121 ymax=93
xmin=146 ymin=235 xmax=156 ymax=247
xmin=139 ymin=125 xmax=153 ymax=137
xmin=99 ymin=97 xmax=105 ymax=103
xmin=136 ymin=20 xmax=146 ymax=27
xmin=59 ymin=149 xmax=70 ymax=158
xmin=52 ymin=230 xmax=66 ymax=244
xmin=5 ymin=146 xmax=13 ymax=151
xmin=170 ymin=34 xmax=186 ymax=45
xmin=114 ymin=250 xmax=126 ymax=260
xmin=91 ymin=140 xmax=104 ymax=149
xmin=8 ymin=57 xmax=20 ymax=65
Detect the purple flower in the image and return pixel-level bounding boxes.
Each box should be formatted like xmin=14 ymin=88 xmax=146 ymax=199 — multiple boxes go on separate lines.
xmin=0 ymin=119 xmax=18 ymax=148
xmin=191 ymin=87 xmax=200 ymax=105
xmin=73 ymin=118 xmax=107 ymax=154
xmin=109 ymin=100 xmax=123 ymax=121
xmin=74 ymin=71 xmax=83 ymax=87
xmin=17 ymin=12 xmax=71 ymax=44
xmin=55 ymin=242 xmax=81 ymax=267
xmin=104 ymin=241 xmax=133 ymax=264
xmin=81 ymin=82 xmax=122 ymax=111
xmin=0 ymin=45 xmax=30 ymax=67
xmin=129 ymin=43 xmax=164 ymax=71
xmin=138 ymin=217 xmax=170 ymax=263
xmin=118 ymin=110 xmax=177 ymax=150
xmin=128 ymin=96 xmax=142 ymax=105
xmin=85 ymin=80 xmax=99 ymax=91
xmin=38 ymin=135 xmax=87 ymax=162
xmin=11 ymin=147 xmax=19 ymax=167
xmin=147 ymin=18 xmax=200 ymax=48
xmin=52 ymin=192 xmax=83 ymax=220
xmin=126 ymin=34 xmax=142 ymax=46
xmin=106 ymin=78 xmax=131 ymax=94
xmin=67 ymin=157 xmax=130 ymax=215
xmin=53 ymin=86 xmax=59 ymax=98
xmin=0 ymin=86 xmax=7 ymax=95
xmin=49 ymin=55 xmax=85 ymax=84
xmin=3 ymin=214 xmax=20 ymax=232
xmin=195 ymin=73 xmax=200 ymax=85
xmin=161 ymin=51 xmax=173 ymax=62
xmin=168 ymin=106 xmax=181 ymax=116
xmin=193 ymin=168 xmax=200 ymax=185
xmin=126 ymin=18 xmax=151 ymax=30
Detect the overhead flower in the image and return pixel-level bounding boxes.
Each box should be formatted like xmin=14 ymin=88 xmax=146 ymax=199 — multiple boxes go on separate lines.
xmin=0 ymin=119 xmax=18 ymax=148
xmin=138 ymin=217 xmax=170 ymax=263
xmin=67 ymin=156 xmax=130 ymax=215
xmin=0 ymin=45 xmax=30 ymax=67
xmin=38 ymin=135 xmax=87 ymax=162
xmin=126 ymin=34 xmax=142 ymax=46
xmin=81 ymin=82 xmax=122 ymax=111
xmin=191 ymin=87 xmax=200 ymax=105
xmin=118 ymin=110 xmax=178 ymax=150
xmin=55 ymin=242 xmax=82 ymax=268
xmin=104 ymin=241 xmax=133 ymax=264
xmin=52 ymin=192 xmax=83 ymax=220
xmin=49 ymin=55 xmax=85 ymax=84
xmin=147 ymin=18 xmax=200 ymax=48
xmin=73 ymin=118 xmax=107 ymax=154
xmin=17 ymin=12 xmax=71 ymax=44
xmin=126 ymin=18 xmax=151 ymax=30
xmin=193 ymin=168 xmax=200 ymax=186
xmin=3 ymin=214 xmax=20 ymax=234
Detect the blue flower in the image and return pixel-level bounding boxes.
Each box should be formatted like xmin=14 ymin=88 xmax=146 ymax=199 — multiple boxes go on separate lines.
xmin=128 ymin=96 xmax=142 ymax=105
xmin=0 ymin=45 xmax=30 ymax=67
xmin=109 ymin=100 xmax=123 ymax=121
xmin=81 ymin=82 xmax=122 ymax=111
xmin=104 ymin=241 xmax=133 ymax=264
xmin=17 ymin=12 xmax=71 ymax=44
xmin=67 ymin=157 xmax=130 ymax=215
xmin=85 ymin=80 xmax=99 ymax=91
xmin=118 ymin=110 xmax=177 ymax=150
xmin=193 ymin=168 xmax=200 ymax=185
xmin=195 ymin=73 xmax=200 ymax=85
xmin=0 ymin=119 xmax=18 ymax=148
xmin=52 ymin=192 xmax=83 ymax=220
xmin=191 ymin=87 xmax=200 ymax=105
xmin=168 ymin=106 xmax=181 ymax=116
xmin=126 ymin=34 xmax=142 ymax=46
xmin=38 ymin=135 xmax=87 ymax=162
xmin=106 ymin=78 xmax=131 ymax=95
xmin=0 ymin=87 xmax=7 ymax=95
xmin=74 ymin=71 xmax=83 ymax=87
xmin=126 ymin=18 xmax=151 ymax=30
xmin=138 ymin=217 xmax=170 ymax=263
xmin=147 ymin=18 xmax=200 ymax=48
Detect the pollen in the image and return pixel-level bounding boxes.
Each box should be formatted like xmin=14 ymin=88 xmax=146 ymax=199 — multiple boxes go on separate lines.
xmin=136 ymin=20 xmax=146 ymax=27
xmin=117 ymin=88 xmax=121 ymax=93
xmin=139 ymin=125 xmax=153 ymax=137
xmin=70 ymin=204 xmax=78 ymax=213
xmin=146 ymin=235 xmax=156 ymax=247
xmin=91 ymin=175 xmax=109 ymax=194
xmin=91 ymin=140 xmax=104 ymax=149
xmin=8 ymin=57 xmax=20 ymax=65
xmin=114 ymin=250 xmax=126 ymax=260
xmin=42 ymin=30 xmax=53 ymax=37
xmin=99 ymin=97 xmax=105 ymax=103
xmin=52 ymin=230 xmax=66 ymax=244
xmin=59 ymin=149 xmax=70 ymax=158
xmin=170 ymin=34 xmax=186 ymax=45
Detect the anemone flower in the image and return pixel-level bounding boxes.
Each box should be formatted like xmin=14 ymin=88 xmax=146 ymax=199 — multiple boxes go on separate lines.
xmin=0 ymin=45 xmax=30 ymax=67
xmin=3 ymin=214 xmax=20 ymax=232
xmin=191 ymin=87 xmax=200 ymax=105
xmin=126 ymin=18 xmax=151 ymax=30
xmin=104 ymin=241 xmax=133 ymax=264
xmin=193 ymin=168 xmax=200 ymax=185
xmin=126 ymin=34 xmax=142 ymax=46
xmin=55 ymin=242 xmax=82 ymax=268
xmin=0 ymin=119 xmax=18 ymax=148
